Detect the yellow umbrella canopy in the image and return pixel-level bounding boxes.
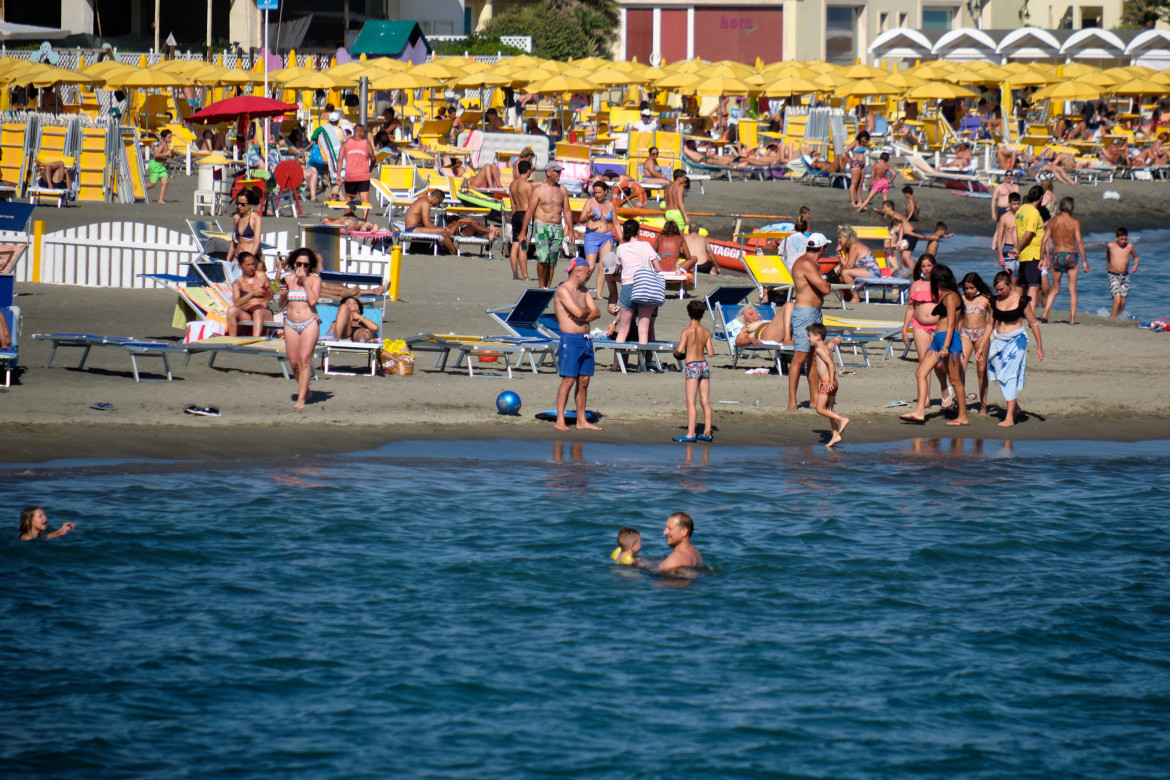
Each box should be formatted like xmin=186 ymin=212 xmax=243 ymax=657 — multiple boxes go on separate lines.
xmin=762 ymin=63 xmax=818 ymax=80
xmin=152 ymin=59 xmax=206 ymax=75
xmin=24 ymin=66 xmax=103 ymax=88
xmin=903 ymin=81 xmax=979 ymax=100
xmin=507 ymin=66 xmax=557 ymax=85
xmin=663 ymin=57 xmax=709 ymax=75
xmin=590 ymin=67 xmax=648 ymax=86
xmin=79 ymin=59 xmax=135 ymax=77
xmin=1110 ymin=77 xmax=1167 ymax=97
xmin=685 ymin=73 xmax=756 ymax=96
xmin=838 ymin=62 xmax=888 ymax=80
xmin=364 ymin=57 xmax=410 ymax=71
xmin=812 ymin=71 xmax=854 ymax=90
xmin=366 ymin=70 xmax=440 ymax=91
xmin=104 ymin=68 xmax=192 ymax=88
xmin=882 ymin=71 xmax=925 ymax=90
xmin=501 ymin=54 xmax=548 ymax=68
xmin=267 ymin=65 xmax=316 ymax=82
xmin=567 ymin=56 xmax=613 ymax=70
xmin=655 ymin=71 xmax=702 ymax=90
xmin=1149 ymin=69 xmax=1170 ymax=86
xmin=903 ymin=62 xmax=950 ymax=80
xmin=524 ymin=74 xmax=599 ymax=94
xmin=450 ymin=70 xmax=514 ymax=89
xmin=1002 ymin=70 xmax=1052 ymax=88
xmin=945 ymin=65 xmax=1009 ymax=85
xmin=408 ymin=61 xmax=467 ymax=81
xmin=436 ymin=57 xmax=491 ymax=74
xmin=762 ymin=75 xmax=822 ymax=97
xmin=1075 ymin=71 xmax=1121 ymax=88
xmin=0 ymin=60 xmax=52 ymax=81
xmin=1059 ymin=62 xmax=1100 ymax=79
xmin=327 ymin=61 xmax=388 ymax=79
xmin=1032 ymin=80 xmax=1102 ymax=102
xmin=190 ymin=63 xmax=256 ymax=86
xmin=281 ymin=72 xmax=357 ymax=90
xmin=836 ymin=78 xmax=897 ymax=98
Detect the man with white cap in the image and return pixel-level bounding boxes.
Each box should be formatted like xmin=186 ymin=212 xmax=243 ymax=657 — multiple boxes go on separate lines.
xmin=633 ymin=108 xmax=658 ymax=133
xmin=788 ymin=233 xmax=839 ymax=411
xmin=520 ymin=163 xmax=575 ymax=289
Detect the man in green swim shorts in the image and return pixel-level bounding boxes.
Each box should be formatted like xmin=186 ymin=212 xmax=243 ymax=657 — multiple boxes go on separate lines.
xmin=145 ymin=128 xmax=173 ymax=204
xmin=520 ymin=162 xmax=575 ymax=289
xmin=664 ymin=168 xmax=691 ymax=233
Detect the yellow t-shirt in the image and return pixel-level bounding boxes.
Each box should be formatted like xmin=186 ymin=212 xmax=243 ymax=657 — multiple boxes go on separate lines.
xmin=1014 ymin=203 xmax=1044 ymax=263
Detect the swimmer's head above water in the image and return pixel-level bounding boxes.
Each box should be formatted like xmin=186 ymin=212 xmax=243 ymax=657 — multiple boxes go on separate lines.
xmin=611 ymin=526 xmax=642 ymax=565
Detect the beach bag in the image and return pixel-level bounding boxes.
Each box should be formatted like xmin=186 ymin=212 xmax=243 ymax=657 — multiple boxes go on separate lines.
xmin=308 ymin=143 xmax=325 ymax=168
xmin=378 ymin=338 xmax=414 ymax=376
xmin=630 ymin=267 xmax=665 ymax=307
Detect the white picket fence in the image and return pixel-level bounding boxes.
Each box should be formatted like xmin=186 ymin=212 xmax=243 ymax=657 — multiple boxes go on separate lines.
xmin=12 ymin=221 xmax=391 ymax=289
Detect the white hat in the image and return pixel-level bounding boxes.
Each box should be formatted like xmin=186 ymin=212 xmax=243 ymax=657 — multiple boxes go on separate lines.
xmin=328 ymin=111 xmax=341 ymax=122
xmin=641 ymin=108 xmax=652 ymax=116
xmin=806 ymin=233 xmax=832 ymax=249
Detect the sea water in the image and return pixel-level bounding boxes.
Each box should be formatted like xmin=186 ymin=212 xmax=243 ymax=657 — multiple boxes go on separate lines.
xmin=935 ymin=227 xmax=1166 ymax=323
xmin=2 ymin=438 xmax=1169 ymax=778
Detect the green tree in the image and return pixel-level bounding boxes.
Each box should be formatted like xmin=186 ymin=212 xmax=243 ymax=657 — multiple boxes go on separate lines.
xmin=432 ymin=34 xmax=526 ymax=58
xmin=484 ymin=1 xmax=612 ymax=61
xmin=1121 ymin=0 xmax=1170 ymax=27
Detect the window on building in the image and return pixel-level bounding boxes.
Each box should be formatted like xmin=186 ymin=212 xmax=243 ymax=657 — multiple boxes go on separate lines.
xmin=921 ymin=8 xmax=954 ymax=30
xmin=898 ymin=12 xmax=908 ymax=27
xmin=826 ymin=6 xmax=859 ymax=65
xmin=879 ymin=12 xmax=889 ymax=32
xmin=1080 ymin=6 xmax=1103 ymax=27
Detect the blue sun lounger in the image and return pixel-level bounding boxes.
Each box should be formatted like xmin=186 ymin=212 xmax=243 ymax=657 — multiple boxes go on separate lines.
xmin=33 ymin=333 xmax=188 ymax=381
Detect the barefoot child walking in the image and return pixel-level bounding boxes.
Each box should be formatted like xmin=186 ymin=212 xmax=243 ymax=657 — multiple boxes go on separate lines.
xmin=1105 ymin=226 xmax=1139 ymax=318
xmin=673 ymin=300 xmax=714 ymax=443
xmin=806 ymin=322 xmax=850 ymax=447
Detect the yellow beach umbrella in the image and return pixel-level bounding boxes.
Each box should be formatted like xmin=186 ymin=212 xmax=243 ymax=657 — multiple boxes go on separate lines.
xmin=79 ymin=61 xmax=138 ymax=80
xmin=524 ymin=74 xmax=598 ymax=94
xmin=25 ymin=66 xmax=103 ymax=88
xmin=762 ymin=76 xmax=822 ymax=97
xmin=1110 ymin=78 xmax=1167 ymax=97
xmin=281 ymin=72 xmax=357 ymax=90
xmin=590 ymin=67 xmax=649 ymax=86
xmin=903 ymin=63 xmax=950 ymax=80
xmin=903 ymin=82 xmax=979 ymax=100
xmin=838 ymin=63 xmax=888 ymax=80
xmin=366 ymin=71 xmax=440 ymax=91
xmin=449 ymin=70 xmax=514 ymax=89
xmin=882 ymin=71 xmax=925 ymax=90
xmin=1059 ymin=63 xmax=1100 ymax=79
xmin=1002 ymin=70 xmax=1052 ymax=88
xmin=836 ymin=78 xmax=897 ymax=98
xmin=812 ymin=72 xmax=854 ymax=90
xmin=505 ymin=66 xmax=556 ymax=85
xmin=365 ymin=57 xmax=410 ymax=72
xmin=327 ymin=61 xmax=390 ymax=79
xmin=655 ymin=71 xmax=702 ymax=91
xmin=1075 ymin=71 xmax=1121 ymax=88
xmin=153 ymin=59 xmax=206 ymax=75
xmin=685 ymin=73 xmax=756 ymax=96
xmin=267 ymin=65 xmax=316 ymax=82
xmin=104 ymin=68 xmax=191 ymax=88
xmin=762 ymin=64 xmax=818 ymax=80
xmin=190 ymin=64 xmax=256 ymax=87
xmin=1032 ymin=81 xmax=1101 ymax=103
xmin=663 ymin=57 xmax=709 ymax=75
xmin=567 ymin=57 xmax=613 ymax=70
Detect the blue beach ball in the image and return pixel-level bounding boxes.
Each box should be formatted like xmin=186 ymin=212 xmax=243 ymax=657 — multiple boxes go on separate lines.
xmin=496 ymin=391 xmax=522 ymax=416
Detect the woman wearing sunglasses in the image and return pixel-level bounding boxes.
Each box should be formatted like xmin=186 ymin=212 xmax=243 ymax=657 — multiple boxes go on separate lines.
xmin=279 ymin=248 xmax=322 ymax=410
xmin=226 ymin=188 xmax=262 ymax=266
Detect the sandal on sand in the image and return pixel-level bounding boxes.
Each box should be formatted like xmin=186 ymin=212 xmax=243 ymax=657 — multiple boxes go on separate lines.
xmin=886 ymin=400 xmax=910 ymax=407
xmin=900 ymin=413 xmax=926 ymax=424
xmin=965 ymin=393 xmax=978 ymax=402
xmin=941 ymin=390 xmax=956 ymax=409
xmin=673 ymin=435 xmax=698 ymax=443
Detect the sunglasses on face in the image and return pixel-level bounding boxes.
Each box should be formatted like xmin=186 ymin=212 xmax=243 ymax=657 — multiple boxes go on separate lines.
xmin=294 ymin=262 xmax=310 ymax=268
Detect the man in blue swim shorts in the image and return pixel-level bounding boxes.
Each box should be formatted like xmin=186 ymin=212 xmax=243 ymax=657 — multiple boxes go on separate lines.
xmin=553 ymin=257 xmax=602 ymax=431
xmin=788 ymin=233 xmax=840 ymax=410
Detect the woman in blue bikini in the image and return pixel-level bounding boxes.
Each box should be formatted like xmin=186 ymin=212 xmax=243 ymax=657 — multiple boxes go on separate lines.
xmin=577 ymin=181 xmax=620 ymax=299
xmin=279 ymin=248 xmax=322 ymax=410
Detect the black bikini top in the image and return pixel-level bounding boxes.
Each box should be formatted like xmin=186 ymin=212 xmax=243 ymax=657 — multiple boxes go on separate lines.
xmin=930 ymin=292 xmax=959 ymax=318
xmin=992 ymin=296 xmax=1030 ymax=324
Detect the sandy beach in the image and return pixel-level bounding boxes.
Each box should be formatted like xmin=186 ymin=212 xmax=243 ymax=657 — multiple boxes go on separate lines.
xmin=2 ymin=172 xmax=1168 ymax=463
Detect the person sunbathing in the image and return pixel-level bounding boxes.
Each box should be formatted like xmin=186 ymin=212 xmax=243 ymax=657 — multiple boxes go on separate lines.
xmin=467 ymin=162 xmax=502 ymax=190
xmin=225 ymin=252 xmax=274 ymax=337
xmin=641 ymin=148 xmax=671 ymax=185
xmin=323 ymin=203 xmax=378 ymax=233
xmin=806 ymin=149 xmax=845 ymax=174
xmin=326 ymin=294 xmax=378 ymax=342
xmin=36 ymin=159 xmax=71 ymax=191
xmin=733 ymin=304 xmax=789 ymax=347
xmin=944 ymin=143 xmax=974 ymax=170
xmin=997 ymin=145 xmax=1021 ymax=172
xmin=404 ymin=189 xmax=498 ymax=255
xmin=683 ymin=140 xmax=748 ymax=168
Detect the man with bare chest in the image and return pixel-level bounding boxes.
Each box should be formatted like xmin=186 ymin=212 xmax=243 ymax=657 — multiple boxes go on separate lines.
xmin=520 ymin=163 xmax=574 ymax=288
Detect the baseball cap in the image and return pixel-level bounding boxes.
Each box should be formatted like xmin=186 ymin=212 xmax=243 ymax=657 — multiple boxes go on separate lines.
xmin=807 ymin=233 xmax=832 ymax=249
xmin=546 ymin=162 xmax=563 ymax=172
xmin=566 ymin=256 xmax=589 ymax=273
xmin=328 ymin=111 xmax=341 ymax=122
xmin=641 ymin=108 xmax=652 ymax=116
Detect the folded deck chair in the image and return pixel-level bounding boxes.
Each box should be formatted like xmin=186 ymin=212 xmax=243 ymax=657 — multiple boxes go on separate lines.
xmin=33 ymin=333 xmax=187 ymax=381
xmin=0 ymin=305 xmax=20 ymax=387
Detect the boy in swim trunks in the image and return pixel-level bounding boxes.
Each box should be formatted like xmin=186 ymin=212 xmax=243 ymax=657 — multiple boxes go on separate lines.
xmin=611 ymin=527 xmax=642 ymax=565
xmin=806 ymin=322 xmax=849 ymax=448
xmin=144 ymin=128 xmax=173 ymax=204
xmin=1106 ymin=226 xmax=1139 ymax=319
xmin=672 ymin=300 xmax=714 ymax=443
xmin=993 ymin=192 xmax=1020 ymax=275
xmin=854 ymin=152 xmax=894 ymax=212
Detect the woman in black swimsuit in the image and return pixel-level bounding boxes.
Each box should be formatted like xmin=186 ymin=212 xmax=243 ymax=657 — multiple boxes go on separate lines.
xmin=988 ymin=271 xmax=1044 ymax=428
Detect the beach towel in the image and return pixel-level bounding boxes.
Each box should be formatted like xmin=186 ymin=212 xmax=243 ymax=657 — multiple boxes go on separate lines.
xmin=988 ymin=326 xmax=1027 ymax=401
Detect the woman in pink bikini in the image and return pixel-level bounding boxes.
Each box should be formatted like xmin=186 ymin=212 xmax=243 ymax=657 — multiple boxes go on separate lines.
xmin=279 ymin=248 xmax=322 ymax=410
xmin=901 ymin=254 xmax=952 ymax=408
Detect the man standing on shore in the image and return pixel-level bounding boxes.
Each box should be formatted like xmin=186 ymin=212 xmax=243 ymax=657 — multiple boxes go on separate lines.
xmin=1010 ymin=185 xmax=1046 ymax=310
xmin=1041 ymin=196 xmax=1089 ymax=324
xmin=553 ymin=257 xmax=601 ymax=432
xmin=521 ymin=163 xmax=574 ymax=289
xmin=787 ymin=234 xmax=838 ymax=411
xmin=509 ymin=160 xmax=534 ymax=281
xmin=664 ymin=169 xmax=691 ymax=233
xmin=659 ymin=512 xmax=702 ymax=571
xmin=990 ymin=170 xmax=1018 ymax=223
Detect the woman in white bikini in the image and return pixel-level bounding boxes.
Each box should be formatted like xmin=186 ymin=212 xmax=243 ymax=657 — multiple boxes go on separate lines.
xmin=279 ymin=248 xmax=322 ymax=410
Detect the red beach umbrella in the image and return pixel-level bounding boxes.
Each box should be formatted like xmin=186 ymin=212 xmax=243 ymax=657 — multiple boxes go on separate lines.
xmin=185 ymin=96 xmax=297 ymax=124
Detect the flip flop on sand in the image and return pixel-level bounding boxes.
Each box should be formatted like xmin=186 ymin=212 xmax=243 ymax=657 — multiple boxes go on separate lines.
xmin=899 ymin=413 xmax=926 ymax=424
xmin=90 ymin=402 xmax=115 ymax=411
xmin=886 ymin=400 xmax=910 ymax=407
xmin=965 ymin=393 xmax=978 ymax=402
xmin=184 ymin=405 xmax=221 ymax=417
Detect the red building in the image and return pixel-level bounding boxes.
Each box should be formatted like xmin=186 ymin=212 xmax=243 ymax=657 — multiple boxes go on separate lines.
xmin=618 ymin=0 xmax=784 ymax=65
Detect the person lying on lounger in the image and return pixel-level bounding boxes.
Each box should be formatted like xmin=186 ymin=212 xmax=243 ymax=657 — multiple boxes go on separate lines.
xmin=322 ymin=201 xmax=378 ymax=233
xmin=325 ymin=294 xmax=378 ymax=342
xmin=404 ymin=189 xmax=498 ymax=255
xmin=36 ymin=159 xmax=72 ymax=191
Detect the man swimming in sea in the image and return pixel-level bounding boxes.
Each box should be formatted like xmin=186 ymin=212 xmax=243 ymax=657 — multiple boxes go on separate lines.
xmin=659 ymin=511 xmax=702 ymax=571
